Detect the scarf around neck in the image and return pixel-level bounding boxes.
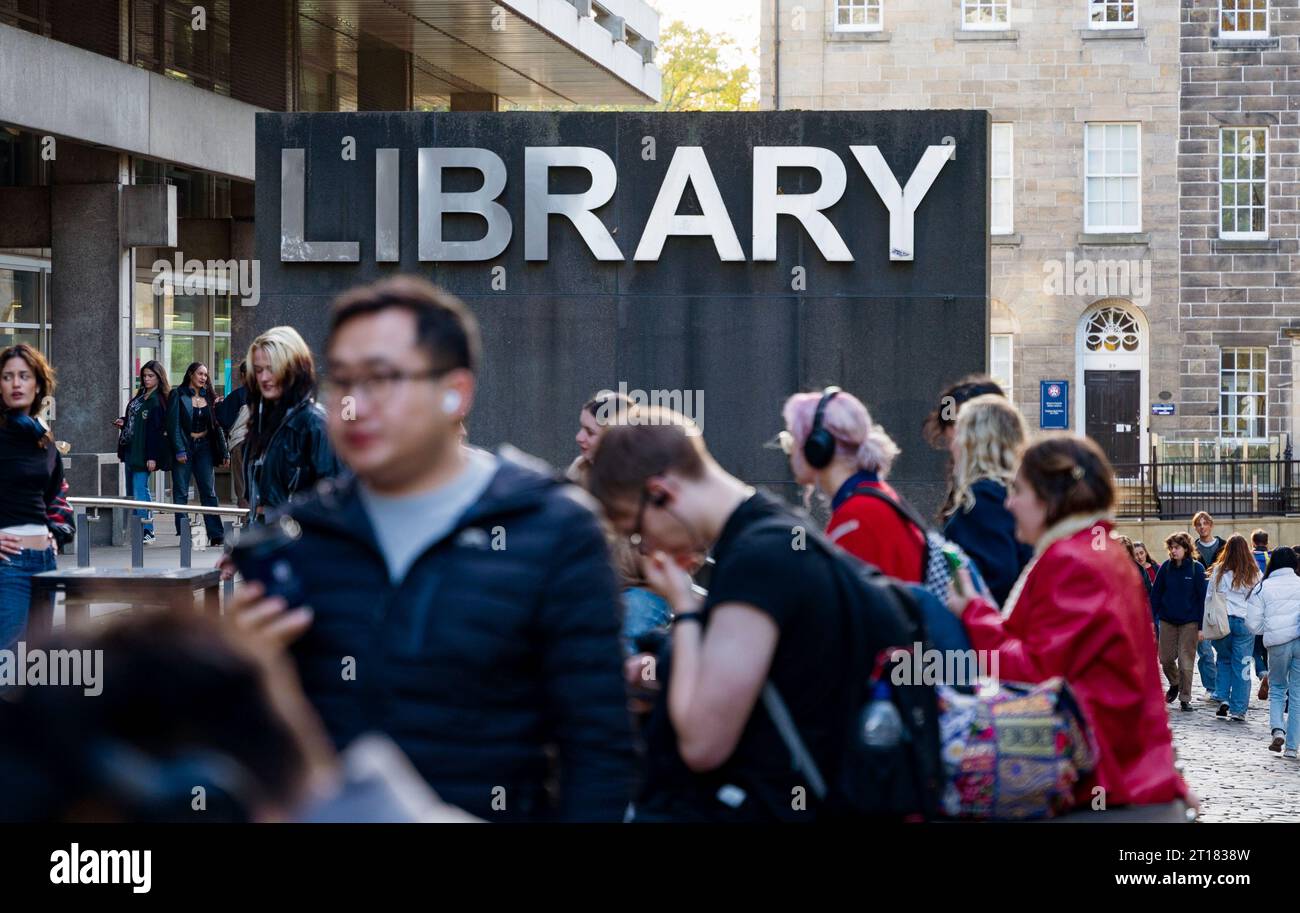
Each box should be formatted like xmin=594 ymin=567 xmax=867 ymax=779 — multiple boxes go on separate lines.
xmin=5 ymin=409 xmax=47 ymax=444
xmin=998 ymin=511 xmax=1111 ymax=619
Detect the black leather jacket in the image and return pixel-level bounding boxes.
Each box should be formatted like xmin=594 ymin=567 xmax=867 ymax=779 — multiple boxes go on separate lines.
xmin=244 ymin=398 xmax=341 ymax=515
xmin=166 ymin=387 xmax=229 ymax=466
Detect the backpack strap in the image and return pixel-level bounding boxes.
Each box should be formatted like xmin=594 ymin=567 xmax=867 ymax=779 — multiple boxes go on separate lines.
xmin=847 ymin=484 xmax=932 ymax=535
xmin=744 ymin=514 xmax=929 ymax=809
xmin=760 ymin=683 xmax=828 ymax=802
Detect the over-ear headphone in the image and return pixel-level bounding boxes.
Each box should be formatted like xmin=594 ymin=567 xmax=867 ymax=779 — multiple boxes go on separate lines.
xmin=802 ymin=386 xmax=842 ymax=470
xmin=442 ymin=390 xmax=462 ymax=415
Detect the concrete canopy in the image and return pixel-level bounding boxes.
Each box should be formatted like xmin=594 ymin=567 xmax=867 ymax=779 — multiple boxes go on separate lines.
xmin=300 ymin=0 xmax=661 ymax=106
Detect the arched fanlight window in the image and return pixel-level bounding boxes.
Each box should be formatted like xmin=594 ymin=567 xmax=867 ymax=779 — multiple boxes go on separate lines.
xmin=1083 ymin=305 xmax=1141 ymax=353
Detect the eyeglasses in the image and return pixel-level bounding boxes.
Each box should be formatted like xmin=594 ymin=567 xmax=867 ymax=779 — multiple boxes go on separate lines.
xmin=765 ymin=430 xmax=796 ymax=456
xmin=320 ymin=368 xmax=445 ymax=401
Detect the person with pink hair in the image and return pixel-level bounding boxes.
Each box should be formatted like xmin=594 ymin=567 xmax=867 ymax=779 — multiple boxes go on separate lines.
xmin=778 ymin=387 xmax=925 ymax=584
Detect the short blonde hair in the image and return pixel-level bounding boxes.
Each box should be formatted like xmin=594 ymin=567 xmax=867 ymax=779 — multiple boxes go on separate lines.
xmin=246 ymin=326 xmax=316 ymax=399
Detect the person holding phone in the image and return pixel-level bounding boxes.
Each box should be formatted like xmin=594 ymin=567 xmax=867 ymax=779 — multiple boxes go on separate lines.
xmin=946 ymin=433 xmax=1192 ymax=816
xmin=227 ymin=277 xmax=634 ymax=823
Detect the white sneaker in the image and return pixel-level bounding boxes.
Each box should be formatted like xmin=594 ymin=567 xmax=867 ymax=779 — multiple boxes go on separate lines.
xmin=1284 ymin=748 xmax=1298 ymax=760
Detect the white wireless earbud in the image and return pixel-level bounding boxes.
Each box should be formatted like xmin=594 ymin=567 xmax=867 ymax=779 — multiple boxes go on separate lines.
xmin=442 ymin=390 xmax=462 ymax=415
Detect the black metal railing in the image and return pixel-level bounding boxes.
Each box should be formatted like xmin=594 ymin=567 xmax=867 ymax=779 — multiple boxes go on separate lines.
xmin=1111 ymin=460 xmax=1300 ymax=520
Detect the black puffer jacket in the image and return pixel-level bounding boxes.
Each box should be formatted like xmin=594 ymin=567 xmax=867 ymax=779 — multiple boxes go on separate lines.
xmin=244 ymin=398 xmax=340 ymax=516
xmin=278 ymin=454 xmax=635 ymax=821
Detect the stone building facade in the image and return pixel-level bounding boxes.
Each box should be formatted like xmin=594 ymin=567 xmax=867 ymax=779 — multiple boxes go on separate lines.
xmin=1179 ymin=0 xmax=1300 ymax=459
xmin=761 ymin=0 xmax=1300 ymax=468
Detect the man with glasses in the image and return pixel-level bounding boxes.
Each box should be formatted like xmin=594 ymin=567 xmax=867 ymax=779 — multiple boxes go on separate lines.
xmin=231 ymin=276 xmax=634 ymax=822
xmin=587 ymin=407 xmax=865 ymax=822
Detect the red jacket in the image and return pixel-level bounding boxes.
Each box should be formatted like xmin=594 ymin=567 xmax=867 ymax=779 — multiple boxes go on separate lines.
xmin=961 ymin=519 xmax=1188 ymax=809
xmin=825 ymin=481 xmax=925 ymax=584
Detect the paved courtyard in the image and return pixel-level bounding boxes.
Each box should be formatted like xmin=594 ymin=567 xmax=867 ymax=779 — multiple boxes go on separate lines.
xmin=1170 ymin=666 xmax=1300 ymax=823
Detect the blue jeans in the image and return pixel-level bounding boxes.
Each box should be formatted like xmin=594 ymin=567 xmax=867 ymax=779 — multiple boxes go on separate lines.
xmin=1211 ymin=616 xmax=1255 ymax=715
xmin=172 ymin=446 xmax=224 ymax=541
xmin=1197 ymin=639 xmax=1217 ymax=694
xmin=1255 ymin=635 xmax=1269 ymax=678
xmin=1266 ymin=637 xmax=1300 ymax=749
xmin=127 ymin=468 xmax=155 ymax=533
xmin=0 ymin=547 xmax=57 ymax=648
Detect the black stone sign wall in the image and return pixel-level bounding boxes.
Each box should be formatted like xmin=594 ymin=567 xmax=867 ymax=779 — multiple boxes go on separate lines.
xmin=250 ymin=110 xmax=989 ymax=513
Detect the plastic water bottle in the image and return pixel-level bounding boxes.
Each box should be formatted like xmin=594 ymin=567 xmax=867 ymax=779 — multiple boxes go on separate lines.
xmin=861 ymin=681 xmax=904 ymax=748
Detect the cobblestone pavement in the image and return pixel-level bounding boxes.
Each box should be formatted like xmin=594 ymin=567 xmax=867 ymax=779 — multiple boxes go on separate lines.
xmin=1168 ymin=665 xmax=1300 ymax=823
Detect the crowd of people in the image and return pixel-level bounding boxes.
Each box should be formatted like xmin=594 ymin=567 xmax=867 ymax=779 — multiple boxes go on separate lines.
xmin=111 ymin=327 xmax=340 ymax=548
xmin=1133 ymin=510 xmax=1300 ymax=758
xmin=9 ymin=274 xmax=1300 ymax=823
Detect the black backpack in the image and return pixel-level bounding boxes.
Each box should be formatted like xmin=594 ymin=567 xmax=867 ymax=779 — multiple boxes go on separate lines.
xmin=753 ymin=517 xmax=946 ymax=821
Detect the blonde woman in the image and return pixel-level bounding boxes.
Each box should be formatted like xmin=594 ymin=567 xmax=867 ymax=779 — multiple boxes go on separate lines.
xmin=244 ymin=326 xmax=341 ymax=520
xmin=942 ymin=393 xmax=1031 ymax=606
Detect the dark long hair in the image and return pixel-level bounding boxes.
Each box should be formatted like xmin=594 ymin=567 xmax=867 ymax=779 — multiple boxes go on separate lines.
xmin=1133 ymin=541 xmax=1157 ymax=570
xmin=1266 ymin=546 xmax=1298 ymax=577
xmin=0 ymin=343 xmax=56 ymax=447
xmin=133 ymin=360 xmax=171 ymax=404
xmin=178 ymin=362 xmax=216 ymax=400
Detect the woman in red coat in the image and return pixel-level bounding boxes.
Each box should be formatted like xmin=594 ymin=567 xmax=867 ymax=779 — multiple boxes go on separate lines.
xmin=947 ymin=433 xmax=1194 ymax=815
xmin=778 ymin=387 xmax=925 ymax=583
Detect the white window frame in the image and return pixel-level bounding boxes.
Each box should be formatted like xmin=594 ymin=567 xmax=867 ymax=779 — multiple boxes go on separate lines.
xmin=1219 ymin=347 xmax=1268 ymax=441
xmin=1219 ymin=127 xmax=1269 ymax=240
xmin=1088 ymin=0 xmax=1138 ymax=28
xmin=136 ymin=274 xmax=235 ymax=397
xmin=962 ymin=0 xmax=1010 ymax=30
xmin=1084 ymin=122 xmax=1142 ymax=234
xmin=991 ymin=122 xmax=1014 ymax=235
xmin=833 ymin=0 xmax=884 ymax=32
xmin=990 ymin=334 xmax=1014 ymax=403
xmin=1219 ymin=0 xmax=1269 ymax=38
xmin=0 ymin=255 xmax=52 ymax=354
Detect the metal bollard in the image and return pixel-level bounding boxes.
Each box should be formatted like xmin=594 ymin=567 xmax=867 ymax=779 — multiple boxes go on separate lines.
xmin=179 ymin=514 xmax=192 ymax=569
xmin=129 ymin=515 xmax=144 ymax=569
xmin=76 ymin=510 xmax=90 ymax=569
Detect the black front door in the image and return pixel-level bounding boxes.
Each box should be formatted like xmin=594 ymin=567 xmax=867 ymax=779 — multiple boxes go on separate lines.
xmin=1085 ymin=370 xmax=1141 ymax=468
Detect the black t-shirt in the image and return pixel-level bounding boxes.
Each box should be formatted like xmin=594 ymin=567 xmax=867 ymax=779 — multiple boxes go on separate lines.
xmin=637 ymin=490 xmax=849 ymax=821
xmin=0 ymin=421 xmax=61 ymax=530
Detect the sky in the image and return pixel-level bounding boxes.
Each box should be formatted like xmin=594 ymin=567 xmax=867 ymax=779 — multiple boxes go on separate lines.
xmin=647 ymin=0 xmax=761 ymax=74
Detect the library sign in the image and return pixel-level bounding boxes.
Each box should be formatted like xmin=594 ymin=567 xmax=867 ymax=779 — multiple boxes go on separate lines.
xmin=251 ymin=110 xmax=991 ymax=510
